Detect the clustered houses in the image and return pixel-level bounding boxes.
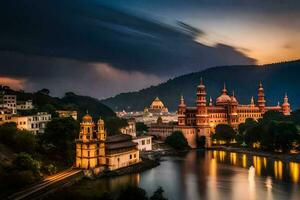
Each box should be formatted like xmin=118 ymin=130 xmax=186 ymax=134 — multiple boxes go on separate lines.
xmin=76 ymin=114 xmax=140 ymax=171
xmin=12 ymin=112 xmax=52 ymax=134
xmin=0 ymin=87 xmax=52 ymax=134
xmin=177 ymin=79 xmax=291 ymax=147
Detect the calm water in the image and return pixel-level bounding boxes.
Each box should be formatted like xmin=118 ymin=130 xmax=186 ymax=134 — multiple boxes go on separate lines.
xmin=76 ymin=150 xmax=300 ymax=200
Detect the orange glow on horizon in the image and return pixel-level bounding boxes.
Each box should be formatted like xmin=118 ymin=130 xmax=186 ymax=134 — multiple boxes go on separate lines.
xmin=0 ymin=76 xmax=26 ymax=90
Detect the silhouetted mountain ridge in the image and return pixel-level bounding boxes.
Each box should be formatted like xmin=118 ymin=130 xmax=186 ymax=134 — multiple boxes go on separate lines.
xmin=101 ymin=60 xmax=300 ymax=111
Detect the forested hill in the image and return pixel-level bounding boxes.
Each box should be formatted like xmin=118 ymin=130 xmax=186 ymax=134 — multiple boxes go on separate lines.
xmin=101 ymin=60 xmax=300 ymax=111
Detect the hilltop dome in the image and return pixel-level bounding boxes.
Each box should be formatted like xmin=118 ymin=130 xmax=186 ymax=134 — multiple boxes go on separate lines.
xmin=150 ymin=97 xmax=165 ymax=109
xmin=82 ymin=113 xmax=93 ymax=122
xmin=144 ymin=97 xmax=168 ymax=113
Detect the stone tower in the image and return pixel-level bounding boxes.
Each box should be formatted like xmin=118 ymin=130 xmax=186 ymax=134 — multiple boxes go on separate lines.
xmin=229 ymin=91 xmax=239 ymax=129
xmin=76 ymin=114 xmax=104 ymax=169
xmin=196 ymin=78 xmax=211 ymax=147
xmin=282 ymin=93 xmax=291 ymax=116
xmin=257 ymin=82 xmax=266 ymax=113
xmin=178 ymin=95 xmax=186 ymax=126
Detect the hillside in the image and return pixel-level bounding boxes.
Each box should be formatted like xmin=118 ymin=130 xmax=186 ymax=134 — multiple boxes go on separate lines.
xmin=101 ymin=60 xmax=300 ymax=111
xmin=2 ymin=88 xmax=116 ymax=120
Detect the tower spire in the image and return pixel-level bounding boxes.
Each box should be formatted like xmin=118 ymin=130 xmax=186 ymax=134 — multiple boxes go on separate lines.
xmin=282 ymin=93 xmax=291 ymax=116
xmin=250 ymin=96 xmax=255 ymax=106
xmin=222 ymin=82 xmax=227 ymax=94
xmin=209 ymin=96 xmax=213 ymax=106
xmin=257 ymin=81 xmax=266 ymax=113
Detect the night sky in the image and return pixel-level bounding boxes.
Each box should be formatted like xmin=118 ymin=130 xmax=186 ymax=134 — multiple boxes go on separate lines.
xmin=0 ymin=0 xmax=299 ymax=99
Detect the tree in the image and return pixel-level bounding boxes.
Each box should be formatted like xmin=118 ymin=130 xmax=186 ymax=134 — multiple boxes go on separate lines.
xmin=0 ymin=123 xmax=37 ymax=153
xmin=14 ymin=130 xmax=38 ymax=153
xmin=260 ymin=110 xmax=288 ymax=124
xmin=165 ymin=131 xmax=189 ymax=150
xmin=38 ymin=88 xmax=50 ymax=95
xmin=150 ymin=187 xmax=168 ymax=200
xmin=269 ymin=122 xmax=299 ymax=152
xmin=136 ymin=122 xmax=149 ymax=135
xmin=41 ymin=117 xmax=80 ymax=164
xmin=13 ymin=152 xmax=41 ymax=174
xmin=213 ymin=124 xmax=236 ymax=144
xmin=105 ymin=117 xmax=128 ymax=135
xmin=244 ymin=126 xmax=261 ymax=147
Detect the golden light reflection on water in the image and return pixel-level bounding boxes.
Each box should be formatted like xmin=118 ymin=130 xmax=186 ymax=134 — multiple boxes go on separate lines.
xmin=242 ymin=154 xmax=247 ymax=168
xmin=274 ymin=160 xmax=283 ymax=180
xmin=263 ymin=157 xmax=267 ymax=169
xmin=219 ymin=151 xmax=226 ymax=162
xmin=230 ymin=152 xmax=237 ymax=165
xmin=253 ymin=156 xmax=262 ymax=176
xmin=211 ymin=151 xmax=300 ymax=184
xmin=289 ymin=162 xmax=299 ymax=183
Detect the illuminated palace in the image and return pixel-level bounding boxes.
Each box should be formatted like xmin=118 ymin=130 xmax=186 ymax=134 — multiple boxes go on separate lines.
xmin=177 ymin=79 xmax=291 ymax=148
xmin=76 ymin=114 xmax=140 ymax=171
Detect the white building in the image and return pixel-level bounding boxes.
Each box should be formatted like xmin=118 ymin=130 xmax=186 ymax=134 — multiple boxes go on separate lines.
xmin=117 ymin=110 xmax=177 ymax=126
xmin=56 ymin=110 xmax=78 ymax=120
xmin=133 ymin=136 xmax=152 ymax=151
xmin=0 ymin=108 xmax=13 ymax=125
xmin=120 ymin=118 xmax=136 ymax=137
xmin=17 ymin=100 xmax=34 ymax=110
xmin=12 ymin=112 xmax=51 ymax=134
xmin=0 ymin=94 xmax=17 ymax=114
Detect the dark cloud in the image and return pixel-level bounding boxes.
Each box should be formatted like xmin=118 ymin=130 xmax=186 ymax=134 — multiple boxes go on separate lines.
xmin=0 ymin=0 xmax=255 ymax=98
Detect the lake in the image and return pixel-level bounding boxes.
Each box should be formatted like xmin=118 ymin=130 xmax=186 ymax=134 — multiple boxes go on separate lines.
xmin=67 ymin=150 xmax=300 ymax=200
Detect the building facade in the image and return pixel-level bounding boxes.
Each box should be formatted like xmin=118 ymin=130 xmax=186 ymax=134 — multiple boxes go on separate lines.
xmin=132 ymin=136 xmax=152 ymax=151
xmin=177 ymin=80 xmax=291 ymax=147
xmin=0 ymin=108 xmax=13 ymax=125
xmin=17 ymin=100 xmax=34 ymax=110
xmin=12 ymin=112 xmax=51 ymax=134
xmin=120 ymin=118 xmax=136 ymax=137
xmin=75 ymin=114 xmax=140 ymax=171
xmin=148 ymin=117 xmax=175 ymax=140
xmin=0 ymin=94 xmax=17 ymax=114
xmin=56 ymin=110 xmax=78 ymax=120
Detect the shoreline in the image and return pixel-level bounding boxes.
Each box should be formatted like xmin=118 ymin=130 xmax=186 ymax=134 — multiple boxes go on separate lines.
xmin=143 ymin=145 xmax=300 ymax=163
xmin=207 ymin=146 xmax=300 ymax=163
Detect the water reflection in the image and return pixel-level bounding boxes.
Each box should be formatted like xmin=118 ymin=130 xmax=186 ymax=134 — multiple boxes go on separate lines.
xmin=212 ymin=150 xmax=299 ymax=184
xmin=76 ymin=150 xmax=300 ymax=200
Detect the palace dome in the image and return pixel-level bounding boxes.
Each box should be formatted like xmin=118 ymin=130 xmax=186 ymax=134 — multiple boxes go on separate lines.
xmin=82 ymin=113 xmax=93 ymax=122
xmin=150 ymin=97 xmax=165 ymax=109
xmin=231 ymin=96 xmax=238 ymax=104
xmin=216 ymin=94 xmax=232 ymax=105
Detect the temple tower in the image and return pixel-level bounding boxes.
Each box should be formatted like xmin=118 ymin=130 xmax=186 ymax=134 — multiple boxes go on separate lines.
xmin=282 ymin=93 xmax=291 ymax=116
xmin=196 ymin=78 xmax=210 ymax=147
xmin=178 ymin=95 xmax=186 ymax=126
xmin=97 ymin=118 xmax=106 ymax=165
xmin=76 ymin=114 xmax=103 ymax=169
xmin=229 ymin=91 xmax=238 ymax=129
xmin=257 ymin=82 xmax=266 ymax=113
